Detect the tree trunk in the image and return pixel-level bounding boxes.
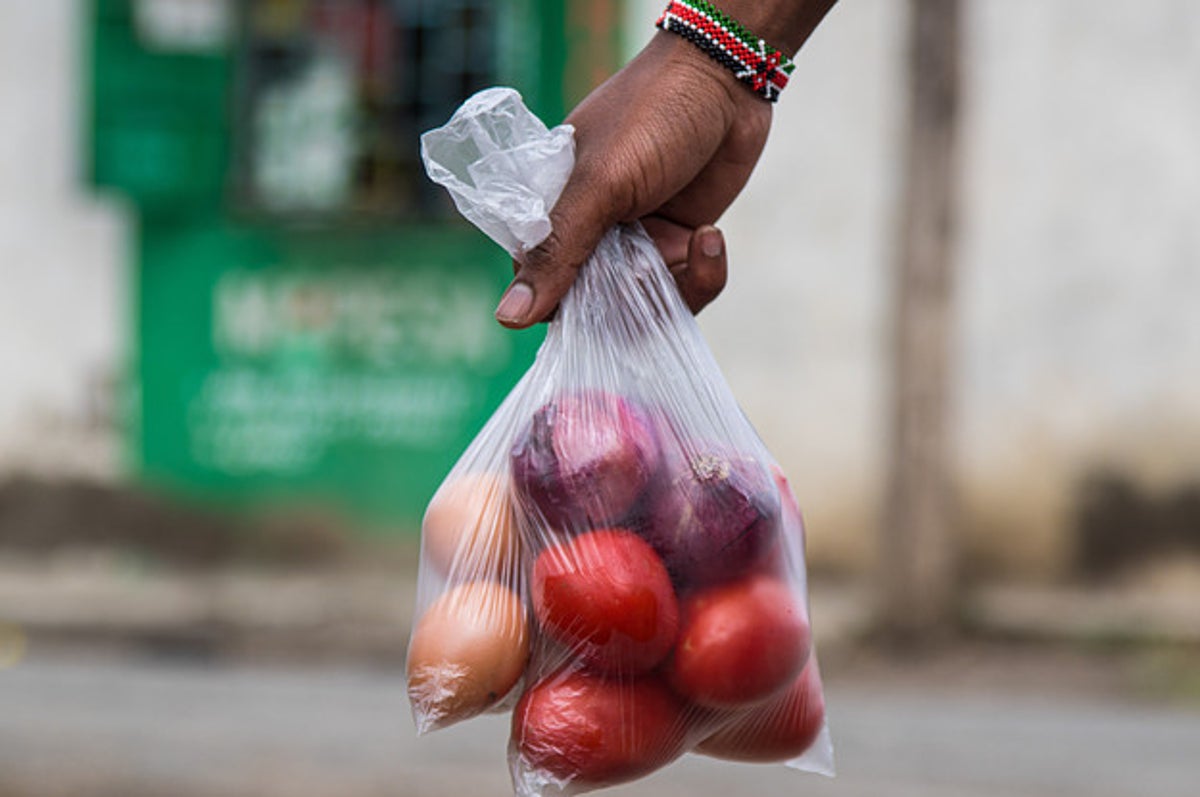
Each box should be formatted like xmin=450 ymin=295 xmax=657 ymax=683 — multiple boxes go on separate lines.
xmin=880 ymin=0 xmax=963 ymax=643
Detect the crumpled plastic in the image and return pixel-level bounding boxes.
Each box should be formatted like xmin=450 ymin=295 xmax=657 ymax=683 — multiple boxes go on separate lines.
xmin=421 ymin=87 xmax=575 ymax=257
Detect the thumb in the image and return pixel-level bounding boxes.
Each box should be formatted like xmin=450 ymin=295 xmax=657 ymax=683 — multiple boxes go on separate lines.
xmin=494 ymin=173 xmax=617 ymax=328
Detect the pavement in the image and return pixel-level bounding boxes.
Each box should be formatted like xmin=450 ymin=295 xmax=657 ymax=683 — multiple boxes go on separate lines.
xmin=2 ymin=552 xmax=1200 ymax=797
xmin=2 ymin=653 xmax=1199 ymax=797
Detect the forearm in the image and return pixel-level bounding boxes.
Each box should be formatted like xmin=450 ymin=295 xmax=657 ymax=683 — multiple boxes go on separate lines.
xmin=700 ymin=0 xmax=840 ymax=55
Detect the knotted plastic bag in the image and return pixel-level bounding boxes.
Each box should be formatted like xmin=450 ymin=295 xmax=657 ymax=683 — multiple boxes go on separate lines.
xmin=406 ymin=87 xmax=834 ymax=796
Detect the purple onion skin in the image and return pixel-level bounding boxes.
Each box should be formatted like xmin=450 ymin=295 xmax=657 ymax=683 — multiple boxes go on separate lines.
xmin=636 ymin=446 xmax=780 ymax=588
xmin=510 ymin=392 xmax=661 ymax=532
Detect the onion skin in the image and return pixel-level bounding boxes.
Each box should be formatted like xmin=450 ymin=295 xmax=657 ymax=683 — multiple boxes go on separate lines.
xmin=510 ymin=391 xmax=660 ymax=532
xmin=636 ymin=444 xmax=779 ymax=587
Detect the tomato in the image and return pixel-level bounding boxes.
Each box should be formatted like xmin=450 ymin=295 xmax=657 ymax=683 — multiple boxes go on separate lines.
xmin=532 ymin=528 xmax=678 ymax=674
xmin=666 ymin=573 xmax=810 ymax=709
xmin=511 ymin=669 xmax=688 ymax=787
xmin=696 ymin=657 xmax=826 ymax=762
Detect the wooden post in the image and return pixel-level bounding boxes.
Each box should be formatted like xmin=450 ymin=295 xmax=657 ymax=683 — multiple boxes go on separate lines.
xmin=880 ymin=0 xmax=963 ymax=642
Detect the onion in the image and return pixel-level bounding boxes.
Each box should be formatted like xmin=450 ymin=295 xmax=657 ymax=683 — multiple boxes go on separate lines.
xmin=637 ymin=443 xmax=779 ymax=587
xmin=510 ymin=391 xmax=660 ymax=532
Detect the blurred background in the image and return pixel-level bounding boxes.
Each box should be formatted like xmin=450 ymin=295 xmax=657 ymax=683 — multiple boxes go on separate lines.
xmin=1 ymin=1 xmax=1199 ymax=796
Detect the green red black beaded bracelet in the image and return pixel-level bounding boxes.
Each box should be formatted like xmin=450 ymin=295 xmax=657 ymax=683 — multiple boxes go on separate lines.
xmin=656 ymin=0 xmax=795 ymax=102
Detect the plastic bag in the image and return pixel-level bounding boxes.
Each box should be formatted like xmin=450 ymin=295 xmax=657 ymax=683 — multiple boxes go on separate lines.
xmin=405 ymin=87 xmax=834 ymax=796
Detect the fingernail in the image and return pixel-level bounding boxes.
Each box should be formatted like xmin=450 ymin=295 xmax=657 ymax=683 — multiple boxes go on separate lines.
xmin=699 ymin=229 xmax=723 ymax=259
xmin=495 ymin=281 xmax=534 ymax=324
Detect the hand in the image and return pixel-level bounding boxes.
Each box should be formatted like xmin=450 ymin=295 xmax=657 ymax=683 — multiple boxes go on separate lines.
xmin=493 ymin=32 xmax=771 ymax=327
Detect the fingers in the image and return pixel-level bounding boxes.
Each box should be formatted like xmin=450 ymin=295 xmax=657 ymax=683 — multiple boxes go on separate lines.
xmin=654 ymin=102 xmax=771 ymax=229
xmin=495 ymin=168 xmax=621 ymax=329
xmin=645 ymin=218 xmax=727 ymax=315
xmin=641 ymin=216 xmax=691 ymax=265
xmin=674 ymin=225 xmax=728 ymax=315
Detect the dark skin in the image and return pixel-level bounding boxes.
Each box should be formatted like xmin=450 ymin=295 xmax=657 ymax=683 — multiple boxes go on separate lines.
xmin=494 ymin=0 xmax=842 ymax=328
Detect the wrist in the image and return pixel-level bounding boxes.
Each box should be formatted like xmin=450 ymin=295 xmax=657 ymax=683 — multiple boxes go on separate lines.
xmin=645 ymin=30 xmax=767 ymax=116
xmin=718 ymin=0 xmax=805 ymax=55
xmin=655 ymin=1 xmax=797 ymax=103
xmin=672 ymin=0 xmax=837 ymax=57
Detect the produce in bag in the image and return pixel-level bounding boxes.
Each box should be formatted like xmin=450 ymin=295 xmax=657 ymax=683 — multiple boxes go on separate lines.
xmin=406 ymin=87 xmax=834 ymax=794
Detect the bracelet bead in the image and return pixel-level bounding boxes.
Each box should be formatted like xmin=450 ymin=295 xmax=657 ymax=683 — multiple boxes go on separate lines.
xmin=656 ymin=0 xmax=795 ymax=102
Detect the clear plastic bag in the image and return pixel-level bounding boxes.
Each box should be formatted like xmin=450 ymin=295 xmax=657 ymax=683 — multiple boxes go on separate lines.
xmin=406 ymin=88 xmax=834 ymax=795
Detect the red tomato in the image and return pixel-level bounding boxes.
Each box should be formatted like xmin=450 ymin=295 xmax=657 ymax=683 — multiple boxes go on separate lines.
xmin=511 ymin=669 xmax=689 ymax=787
xmin=532 ymin=529 xmax=678 ymax=674
xmin=667 ymin=573 xmax=810 ymax=709
xmin=696 ymin=657 xmax=826 ymax=762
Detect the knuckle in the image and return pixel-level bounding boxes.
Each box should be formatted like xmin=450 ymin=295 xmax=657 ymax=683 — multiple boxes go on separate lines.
xmin=524 ymin=227 xmax=570 ymax=273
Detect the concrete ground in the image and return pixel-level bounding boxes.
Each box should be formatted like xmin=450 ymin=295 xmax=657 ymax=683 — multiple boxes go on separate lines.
xmin=2 ymin=550 xmax=1200 ymax=797
xmin=2 ymin=651 xmax=1199 ymax=797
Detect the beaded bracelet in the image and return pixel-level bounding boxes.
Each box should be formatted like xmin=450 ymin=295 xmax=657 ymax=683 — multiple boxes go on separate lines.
xmin=656 ymin=0 xmax=795 ymax=102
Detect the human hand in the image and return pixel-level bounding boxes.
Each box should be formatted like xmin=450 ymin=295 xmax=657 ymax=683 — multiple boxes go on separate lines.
xmin=493 ymin=32 xmax=769 ymax=327
xmin=492 ymin=0 xmax=840 ymax=328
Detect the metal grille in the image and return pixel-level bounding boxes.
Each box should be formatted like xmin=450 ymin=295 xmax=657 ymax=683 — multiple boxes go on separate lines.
xmin=233 ymin=0 xmax=496 ymax=222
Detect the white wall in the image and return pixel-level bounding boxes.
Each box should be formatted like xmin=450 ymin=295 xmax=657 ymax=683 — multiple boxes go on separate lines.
xmin=0 ymin=0 xmax=128 ymax=478
xmin=4 ymin=1 xmax=1198 ymax=575
xmin=628 ymin=0 xmax=1200 ymax=575
xmin=958 ymin=0 xmax=1200 ymax=573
